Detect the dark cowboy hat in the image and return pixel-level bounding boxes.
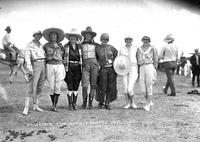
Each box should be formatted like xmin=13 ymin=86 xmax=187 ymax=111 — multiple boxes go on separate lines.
xmin=141 ymin=36 xmax=151 ymax=42
xmin=81 ymin=26 xmax=96 ymax=38
xmin=43 ymin=27 xmax=65 ymax=42
xmin=33 ymin=31 xmax=43 ymax=37
xmin=5 ymin=26 xmax=11 ymax=31
xmin=65 ymin=28 xmax=82 ymax=41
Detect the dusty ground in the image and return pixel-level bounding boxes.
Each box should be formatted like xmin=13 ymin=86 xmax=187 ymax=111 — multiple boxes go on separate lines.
xmin=1 ymin=64 xmax=200 ymax=142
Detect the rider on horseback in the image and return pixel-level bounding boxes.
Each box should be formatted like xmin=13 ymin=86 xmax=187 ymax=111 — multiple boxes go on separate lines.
xmin=2 ymin=26 xmax=18 ymax=61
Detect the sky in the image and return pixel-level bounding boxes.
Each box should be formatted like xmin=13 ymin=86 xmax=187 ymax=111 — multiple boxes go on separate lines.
xmin=0 ymin=0 xmax=200 ymax=57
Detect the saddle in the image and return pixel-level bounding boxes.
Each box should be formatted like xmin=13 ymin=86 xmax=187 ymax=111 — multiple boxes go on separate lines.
xmin=0 ymin=47 xmax=20 ymax=63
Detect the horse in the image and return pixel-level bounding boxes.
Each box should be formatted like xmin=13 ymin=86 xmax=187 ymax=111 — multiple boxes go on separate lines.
xmin=0 ymin=48 xmax=29 ymax=83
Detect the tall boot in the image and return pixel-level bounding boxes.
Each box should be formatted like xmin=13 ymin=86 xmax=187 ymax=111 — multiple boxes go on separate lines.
xmin=72 ymin=93 xmax=78 ymax=110
xmin=50 ymin=95 xmax=55 ymax=111
xmin=88 ymin=89 xmax=95 ymax=110
xmin=53 ymin=93 xmax=60 ymax=112
xmin=22 ymin=97 xmax=30 ymax=115
xmin=67 ymin=94 xmax=73 ymax=111
xmin=88 ymin=95 xmax=93 ymax=110
xmin=81 ymin=87 xmax=87 ymax=109
xmin=105 ymin=101 xmax=111 ymax=110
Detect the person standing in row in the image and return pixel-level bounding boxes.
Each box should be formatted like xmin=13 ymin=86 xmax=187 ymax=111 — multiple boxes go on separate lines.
xmin=63 ymin=29 xmax=82 ymax=110
xmin=190 ymin=48 xmax=200 ymax=87
xmin=136 ymin=36 xmax=158 ymax=111
xmin=159 ymin=34 xmax=179 ymax=96
xmin=43 ymin=28 xmax=66 ymax=112
xmin=22 ymin=31 xmax=46 ymax=115
xmin=118 ymin=36 xmax=138 ymax=109
xmin=96 ymin=33 xmax=118 ymax=110
xmin=81 ymin=26 xmax=99 ymax=109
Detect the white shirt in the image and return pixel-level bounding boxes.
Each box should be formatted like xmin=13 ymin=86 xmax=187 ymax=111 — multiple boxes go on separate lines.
xmin=159 ymin=43 xmax=178 ymax=62
xmin=25 ymin=40 xmax=45 ymax=72
xmin=119 ymin=45 xmax=137 ymax=65
xmin=2 ymin=33 xmax=11 ymax=46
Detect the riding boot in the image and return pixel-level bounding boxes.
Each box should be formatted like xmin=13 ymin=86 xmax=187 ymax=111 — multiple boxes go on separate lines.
xmin=53 ymin=93 xmax=60 ymax=112
xmin=67 ymin=94 xmax=73 ymax=111
xmin=105 ymin=101 xmax=111 ymax=110
xmin=88 ymin=96 xmax=94 ymax=110
xmin=50 ymin=94 xmax=55 ymax=111
xmin=88 ymin=89 xmax=95 ymax=110
xmin=72 ymin=93 xmax=78 ymax=110
xmin=81 ymin=87 xmax=87 ymax=109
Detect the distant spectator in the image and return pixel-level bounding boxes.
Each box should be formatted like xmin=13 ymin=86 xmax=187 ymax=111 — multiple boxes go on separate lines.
xmin=190 ymin=48 xmax=200 ymax=87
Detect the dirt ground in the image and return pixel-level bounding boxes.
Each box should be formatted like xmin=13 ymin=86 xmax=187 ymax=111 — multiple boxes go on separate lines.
xmin=1 ymin=64 xmax=200 ymax=142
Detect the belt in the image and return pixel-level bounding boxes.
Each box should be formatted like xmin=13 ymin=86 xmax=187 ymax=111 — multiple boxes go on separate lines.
xmin=104 ymin=64 xmax=113 ymax=68
xmin=69 ymin=61 xmax=80 ymax=64
xmin=33 ymin=58 xmax=45 ymax=62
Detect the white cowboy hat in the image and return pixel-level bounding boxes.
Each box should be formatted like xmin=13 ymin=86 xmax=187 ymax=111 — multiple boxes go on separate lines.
xmin=164 ymin=34 xmax=174 ymax=43
xmin=65 ymin=28 xmax=82 ymax=41
xmin=43 ymin=27 xmax=65 ymax=42
xmin=113 ymin=55 xmax=131 ymax=75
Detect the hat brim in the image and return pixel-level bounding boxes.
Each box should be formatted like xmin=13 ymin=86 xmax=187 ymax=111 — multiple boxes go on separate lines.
xmin=113 ymin=55 xmax=131 ymax=75
xmin=66 ymin=33 xmax=82 ymax=41
xmin=81 ymin=31 xmax=96 ymax=37
xmin=43 ymin=28 xmax=64 ymax=42
xmin=125 ymin=37 xmax=133 ymax=41
xmin=164 ymin=38 xmax=174 ymax=42
xmin=33 ymin=33 xmax=43 ymax=37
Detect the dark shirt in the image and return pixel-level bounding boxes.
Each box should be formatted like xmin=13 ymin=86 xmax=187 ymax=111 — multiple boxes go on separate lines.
xmin=96 ymin=44 xmax=118 ymax=67
xmin=68 ymin=43 xmax=80 ymax=61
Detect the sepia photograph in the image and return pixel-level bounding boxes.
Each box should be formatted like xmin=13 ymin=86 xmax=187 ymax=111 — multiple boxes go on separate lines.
xmin=0 ymin=0 xmax=200 ymax=141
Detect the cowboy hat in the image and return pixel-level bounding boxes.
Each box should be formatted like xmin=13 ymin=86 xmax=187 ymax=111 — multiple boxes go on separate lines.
xmin=113 ymin=55 xmax=131 ymax=75
xmin=43 ymin=27 xmax=64 ymax=42
xmin=164 ymin=34 xmax=174 ymax=43
xmin=141 ymin=36 xmax=151 ymax=42
xmin=81 ymin=26 xmax=96 ymax=38
xmin=65 ymin=28 xmax=82 ymax=41
xmin=5 ymin=26 xmax=11 ymax=31
xmin=33 ymin=31 xmax=42 ymax=37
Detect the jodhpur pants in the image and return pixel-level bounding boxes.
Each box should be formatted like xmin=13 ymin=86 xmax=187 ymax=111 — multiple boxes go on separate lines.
xmin=139 ymin=64 xmax=157 ymax=96
xmin=64 ymin=63 xmax=81 ymax=91
xmin=46 ymin=64 xmax=66 ymax=94
xmin=122 ymin=65 xmax=138 ymax=96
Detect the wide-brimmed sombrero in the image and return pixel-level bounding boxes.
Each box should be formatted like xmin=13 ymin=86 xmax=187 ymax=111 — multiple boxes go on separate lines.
xmin=113 ymin=55 xmax=131 ymax=75
xmin=81 ymin=26 xmax=96 ymax=38
xmin=43 ymin=27 xmax=65 ymax=42
xmin=65 ymin=28 xmax=82 ymax=41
